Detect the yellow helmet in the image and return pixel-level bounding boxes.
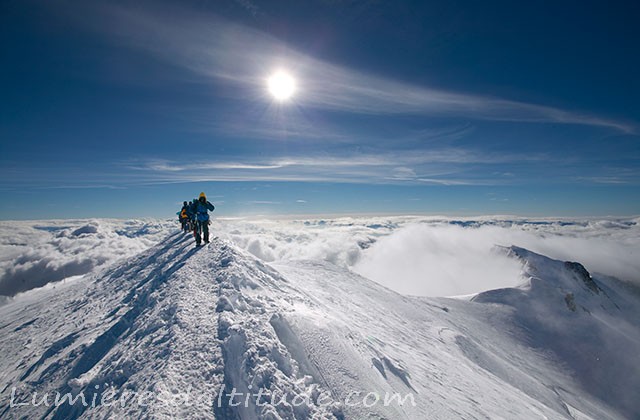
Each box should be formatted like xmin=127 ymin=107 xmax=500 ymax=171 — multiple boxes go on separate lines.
xmin=199 ymin=192 xmax=206 ymax=200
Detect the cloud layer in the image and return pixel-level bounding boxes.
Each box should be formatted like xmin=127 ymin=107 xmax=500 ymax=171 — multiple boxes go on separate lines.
xmin=126 ymin=149 xmax=543 ymax=186
xmin=215 ymin=216 xmax=640 ymax=296
xmin=1 ymin=216 xmax=637 ymax=298
xmin=0 ymin=219 xmax=175 ymax=296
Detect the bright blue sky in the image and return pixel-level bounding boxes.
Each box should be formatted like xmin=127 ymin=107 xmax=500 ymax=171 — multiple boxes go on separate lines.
xmin=1 ymin=0 xmax=639 ymax=219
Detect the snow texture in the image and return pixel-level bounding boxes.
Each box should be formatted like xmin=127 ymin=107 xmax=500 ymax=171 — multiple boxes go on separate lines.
xmin=0 ymin=225 xmax=639 ymax=419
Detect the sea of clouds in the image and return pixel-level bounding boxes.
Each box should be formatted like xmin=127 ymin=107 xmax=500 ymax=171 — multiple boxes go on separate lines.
xmin=215 ymin=216 xmax=640 ymax=297
xmin=0 ymin=219 xmax=176 ymax=297
xmin=1 ymin=216 xmax=638 ymax=298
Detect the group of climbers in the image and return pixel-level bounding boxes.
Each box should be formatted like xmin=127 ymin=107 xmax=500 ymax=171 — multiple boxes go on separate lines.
xmin=178 ymin=201 xmax=191 ymax=233
xmin=177 ymin=192 xmax=215 ymax=246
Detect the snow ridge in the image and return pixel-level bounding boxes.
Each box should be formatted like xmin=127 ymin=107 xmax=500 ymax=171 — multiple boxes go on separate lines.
xmin=212 ymin=241 xmax=342 ymax=419
xmin=1 ymin=234 xmax=639 ymax=419
xmin=0 ymin=233 xmax=341 ymax=419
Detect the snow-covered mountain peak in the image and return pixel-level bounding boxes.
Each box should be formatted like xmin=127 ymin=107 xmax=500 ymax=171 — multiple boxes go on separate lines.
xmin=484 ymin=245 xmax=620 ymax=313
xmin=472 ymin=246 xmax=640 ymax=419
xmin=507 ymin=245 xmax=600 ymax=291
xmin=1 ymin=232 xmax=639 ymax=419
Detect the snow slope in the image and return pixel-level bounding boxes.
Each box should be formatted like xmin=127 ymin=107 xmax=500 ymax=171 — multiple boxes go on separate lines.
xmin=0 ymin=231 xmax=639 ymax=419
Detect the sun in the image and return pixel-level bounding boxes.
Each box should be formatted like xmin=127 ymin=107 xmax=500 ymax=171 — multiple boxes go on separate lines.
xmin=267 ymin=71 xmax=296 ymax=101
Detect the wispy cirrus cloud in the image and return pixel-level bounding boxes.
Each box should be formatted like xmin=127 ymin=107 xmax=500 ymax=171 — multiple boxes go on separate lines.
xmin=2 ymin=148 xmax=635 ymax=190
xmin=77 ymin=2 xmax=635 ymax=134
xmin=144 ymin=161 xmax=286 ymax=172
xmin=119 ymin=145 xmax=640 ymax=187
xmin=121 ymin=149 xmax=551 ymax=186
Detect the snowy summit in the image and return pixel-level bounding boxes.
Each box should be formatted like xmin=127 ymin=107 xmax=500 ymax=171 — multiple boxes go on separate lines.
xmin=1 ymin=217 xmax=639 ymax=419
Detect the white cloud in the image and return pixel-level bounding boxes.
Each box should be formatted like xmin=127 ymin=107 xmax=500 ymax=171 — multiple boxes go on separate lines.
xmin=2 ymin=216 xmax=637 ymax=299
xmin=121 ymin=148 xmax=548 ymax=186
xmin=212 ymin=216 xmax=640 ymax=297
xmin=0 ymin=219 xmax=175 ymax=296
xmin=352 ymin=224 xmax=526 ymax=296
xmin=357 ymin=219 xmax=640 ymax=296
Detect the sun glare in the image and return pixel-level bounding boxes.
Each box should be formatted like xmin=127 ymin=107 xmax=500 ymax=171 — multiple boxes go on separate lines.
xmin=267 ymin=71 xmax=296 ymax=101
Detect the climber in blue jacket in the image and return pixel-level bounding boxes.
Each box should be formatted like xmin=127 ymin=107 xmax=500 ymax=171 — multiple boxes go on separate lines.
xmin=193 ymin=192 xmax=215 ymax=246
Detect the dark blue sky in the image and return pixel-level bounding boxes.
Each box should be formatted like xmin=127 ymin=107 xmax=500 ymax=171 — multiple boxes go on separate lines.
xmin=1 ymin=0 xmax=639 ymax=219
